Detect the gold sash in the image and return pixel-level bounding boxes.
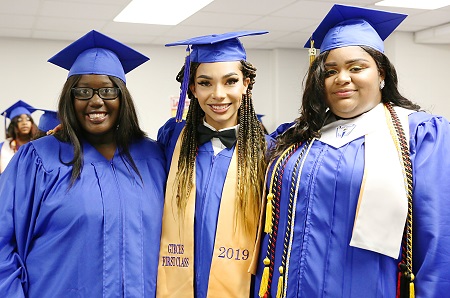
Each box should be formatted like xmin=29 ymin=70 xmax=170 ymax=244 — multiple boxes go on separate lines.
xmin=157 ymin=129 xmax=256 ymax=297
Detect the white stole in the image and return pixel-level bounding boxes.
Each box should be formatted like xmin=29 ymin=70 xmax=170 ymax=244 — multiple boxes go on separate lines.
xmin=0 ymin=139 xmax=15 ymax=173
xmin=320 ymin=103 xmax=413 ymax=258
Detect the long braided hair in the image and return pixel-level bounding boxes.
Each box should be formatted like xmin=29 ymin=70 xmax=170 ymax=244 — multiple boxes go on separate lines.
xmin=174 ymin=60 xmax=267 ymax=234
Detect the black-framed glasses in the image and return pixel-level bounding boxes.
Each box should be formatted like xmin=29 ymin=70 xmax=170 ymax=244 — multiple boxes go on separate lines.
xmin=72 ymin=87 xmax=120 ymax=100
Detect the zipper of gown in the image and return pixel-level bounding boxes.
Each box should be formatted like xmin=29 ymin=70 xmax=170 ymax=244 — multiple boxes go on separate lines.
xmin=197 ymin=153 xmax=217 ymax=290
xmin=283 ymin=139 xmax=317 ymax=297
xmin=110 ymin=160 xmax=125 ymax=297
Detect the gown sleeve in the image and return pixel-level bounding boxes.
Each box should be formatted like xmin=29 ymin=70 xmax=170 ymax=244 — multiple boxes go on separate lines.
xmin=0 ymin=142 xmax=3 ymax=176
xmin=157 ymin=117 xmax=185 ymax=169
xmin=409 ymin=113 xmax=450 ymax=297
xmin=0 ymin=142 xmax=51 ymax=296
xmin=268 ymin=121 xmax=295 ymax=139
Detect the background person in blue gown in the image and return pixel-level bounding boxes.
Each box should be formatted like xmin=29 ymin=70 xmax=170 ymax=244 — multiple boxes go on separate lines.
xmin=0 ymin=30 xmax=167 ymax=297
xmin=254 ymin=4 xmax=450 ymax=298
xmin=0 ymin=100 xmax=38 ymax=174
xmin=157 ymin=31 xmax=272 ymax=297
xmin=32 ymin=109 xmax=60 ymax=139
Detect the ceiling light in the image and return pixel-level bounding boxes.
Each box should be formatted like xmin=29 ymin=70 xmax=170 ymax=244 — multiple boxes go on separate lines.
xmin=114 ymin=0 xmax=214 ymax=25
xmin=375 ymin=0 xmax=450 ymax=9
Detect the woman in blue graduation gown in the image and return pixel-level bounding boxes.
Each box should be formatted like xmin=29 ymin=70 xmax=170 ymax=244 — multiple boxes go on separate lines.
xmin=0 ymin=30 xmax=166 ymax=297
xmin=0 ymin=100 xmax=38 ymax=174
xmin=254 ymin=5 xmax=450 ymax=298
xmin=156 ymin=31 xmax=272 ymax=297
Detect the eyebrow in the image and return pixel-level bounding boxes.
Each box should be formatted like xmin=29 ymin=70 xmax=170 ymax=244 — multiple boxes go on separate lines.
xmin=324 ymin=58 xmax=370 ymax=66
xmin=196 ymin=72 xmax=239 ymax=80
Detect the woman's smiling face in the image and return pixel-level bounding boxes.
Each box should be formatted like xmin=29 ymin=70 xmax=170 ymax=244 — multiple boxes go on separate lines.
xmin=190 ymin=61 xmax=249 ymax=130
xmin=324 ymin=46 xmax=384 ymax=119
xmin=73 ymin=74 xmax=120 ymax=141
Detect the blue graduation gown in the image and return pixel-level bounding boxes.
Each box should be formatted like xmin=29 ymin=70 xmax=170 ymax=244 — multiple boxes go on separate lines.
xmin=158 ymin=118 xmax=272 ymax=297
xmin=0 ymin=141 xmax=3 ymax=175
xmin=0 ymin=135 xmax=167 ymax=297
xmin=253 ymin=111 xmax=450 ymax=297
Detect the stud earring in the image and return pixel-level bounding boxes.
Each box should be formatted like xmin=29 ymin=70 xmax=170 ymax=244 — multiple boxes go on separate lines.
xmin=380 ymin=80 xmax=385 ymax=90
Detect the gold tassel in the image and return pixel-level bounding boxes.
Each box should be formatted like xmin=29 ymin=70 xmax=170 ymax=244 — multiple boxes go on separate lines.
xmin=410 ymin=273 xmax=415 ymax=298
xmin=259 ymin=257 xmax=271 ymax=297
xmin=308 ymin=38 xmax=316 ymax=66
xmin=275 ymin=266 xmax=284 ymax=298
xmin=264 ymin=193 xmax=274 ymax=233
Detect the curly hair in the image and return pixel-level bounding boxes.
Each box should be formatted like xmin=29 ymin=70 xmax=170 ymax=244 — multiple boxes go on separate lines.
xmin=270 ymin=46 xmax=421 ymax=159
xmin=174 ymin=60 xmax=267 ymax=234
xmin=53 ymin=75 xmax=146 ymax=185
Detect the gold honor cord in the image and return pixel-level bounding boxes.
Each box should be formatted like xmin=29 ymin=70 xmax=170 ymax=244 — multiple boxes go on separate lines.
xmin=276 ymin=139 xmax=312 ymax=298
xmin=260 ymin=143 xmax=300 ymax=297
xmin=385 ymin=103 xmax=414 ymax=298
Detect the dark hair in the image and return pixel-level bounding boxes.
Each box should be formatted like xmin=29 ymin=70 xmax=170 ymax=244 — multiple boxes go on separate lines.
xmin=6 ymin=114 xmax=38 ymax=140
xmin=53 ymin=75 xmax=146 ymax=185
xmin=270 ymin=46 xmax=421 ymax=159
xmin=174 ymin=60 xmax=267 ymax=233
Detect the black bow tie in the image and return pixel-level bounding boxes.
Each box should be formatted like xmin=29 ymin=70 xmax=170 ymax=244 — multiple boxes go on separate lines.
xmin=197 ymin=124 xmax=237 ymax=149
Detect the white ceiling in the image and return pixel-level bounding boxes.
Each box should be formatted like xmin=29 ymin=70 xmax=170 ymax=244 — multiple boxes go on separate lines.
xmin=1 ymin=0 xmax=450 ymax=49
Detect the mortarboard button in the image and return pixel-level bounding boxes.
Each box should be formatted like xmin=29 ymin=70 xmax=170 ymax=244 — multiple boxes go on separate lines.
xmin=304 ymin=4 xmax=407 ymax=53
xmin=48 ymin=30 xmax=149 ymax=83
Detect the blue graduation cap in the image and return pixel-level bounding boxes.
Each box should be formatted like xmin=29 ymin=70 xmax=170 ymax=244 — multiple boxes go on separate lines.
xmin=38 ymin=110 xmax=60 ymax=132
xmin=304 ymin=4 xmax=407 ymax=53
xmin=48 ymin=30 xmax=149 ymax=83
xmin=166 ymin=30 xmax=268 ymax=121
xmin=2 ymin=100 xmax=36 ymax=120
xmin=256 ymin=114 xmax=265 ymax=122
xmin=2 ymin=100 xmax=36 ymax=135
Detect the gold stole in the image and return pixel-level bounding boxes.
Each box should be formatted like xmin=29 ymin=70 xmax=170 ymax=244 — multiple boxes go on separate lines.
xmin=157 ymin=130 xmax=256 ymax=297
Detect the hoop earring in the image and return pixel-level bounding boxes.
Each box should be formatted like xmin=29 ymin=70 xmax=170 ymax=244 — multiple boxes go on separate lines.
xmin=380 ymin=80 xmax=385 ymax=90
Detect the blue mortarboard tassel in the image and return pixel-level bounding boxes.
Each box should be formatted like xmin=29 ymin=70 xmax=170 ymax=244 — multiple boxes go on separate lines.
xmin=176 ymin=45 xmax=191 ymax=122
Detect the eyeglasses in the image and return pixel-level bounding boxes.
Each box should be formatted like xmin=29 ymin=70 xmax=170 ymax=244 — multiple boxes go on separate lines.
xmin=72 ymin=87 xmax=120 ymax=100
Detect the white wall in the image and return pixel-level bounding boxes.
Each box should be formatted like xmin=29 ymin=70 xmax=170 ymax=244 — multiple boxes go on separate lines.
xmin=1 ymin=32 xmax=449 ymax=142
xmin=387 ymin=32 xmax=450 ymax=117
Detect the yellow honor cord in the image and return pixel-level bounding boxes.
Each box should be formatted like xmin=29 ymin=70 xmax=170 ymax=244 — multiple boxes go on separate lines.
xmin=264 ymin=193 xmax=274 ymax=233
xmin=410 ymin=273 xmax=415 ymax=298
xmin=276 ymin=266 xmax=284 ymax=298
xmin=259 ymin=257 xmax=271 ymax=297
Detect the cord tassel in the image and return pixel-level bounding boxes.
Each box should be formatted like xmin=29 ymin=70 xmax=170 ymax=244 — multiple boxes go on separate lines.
xmin=410 ymin=278 xmax=415 ymax=298
xmin=275 ymin=266 xmax=284 ymax=298
xmin=259 ymin=258 xmax=270 ymax=297
xmin=264 ymin=193 xmax=274 ymax=233
xmin=397 ymin=264 xmax=415 ymax=298
xmin=308 ymin=38 xmax=316 ymax=66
